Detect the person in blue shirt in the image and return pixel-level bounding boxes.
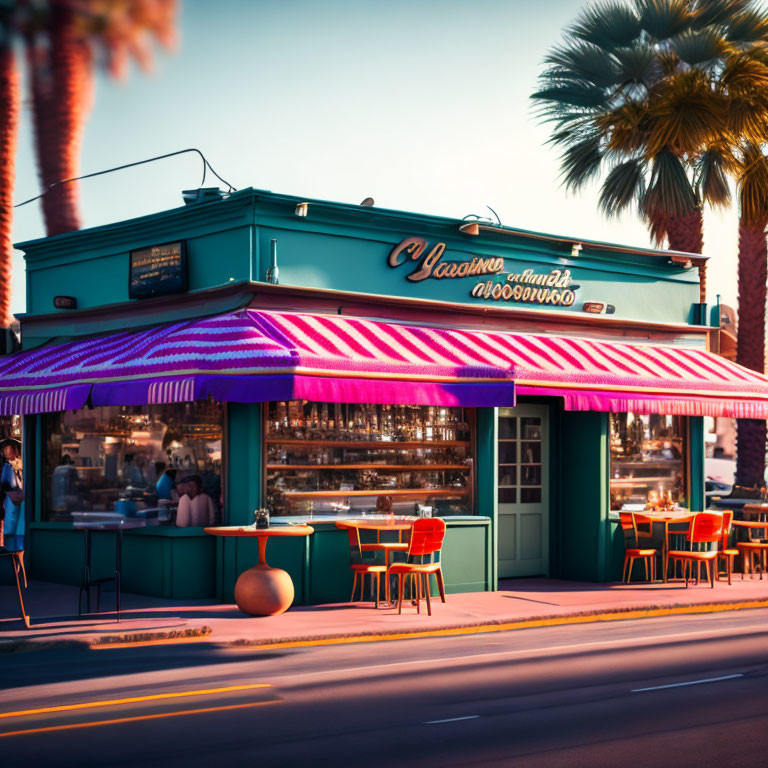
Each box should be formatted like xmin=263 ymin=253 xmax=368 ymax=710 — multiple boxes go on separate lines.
xmin=1 ymin=438 xmax=24 ymax=552
xmin=155 ymin=466 xmax=178 ymax=501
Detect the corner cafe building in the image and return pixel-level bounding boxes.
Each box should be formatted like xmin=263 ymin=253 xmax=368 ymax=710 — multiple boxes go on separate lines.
xmin=4 ymin=187 xmax=768 ymax=604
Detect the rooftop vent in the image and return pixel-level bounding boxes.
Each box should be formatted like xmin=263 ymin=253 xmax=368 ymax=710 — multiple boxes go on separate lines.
xmin=182 ymin=187 xmax=228 ymax=206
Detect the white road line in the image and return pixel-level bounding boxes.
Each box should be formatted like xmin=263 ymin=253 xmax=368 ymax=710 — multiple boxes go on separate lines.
xmin=273 ymin=623 xmax=768 ymax=682
xmin=424 ymin=716 xmax=480 ymax=724
xmin=632 ymin=674 xmax=744 ymax=693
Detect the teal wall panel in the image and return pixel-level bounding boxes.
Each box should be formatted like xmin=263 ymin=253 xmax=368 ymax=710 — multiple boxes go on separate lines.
xmin=689 ymin=417 xmax=705 ymax=511
xmin=475 ymin=408 xmax=498 ymax=590
xmin=226 ymin=403 xmax=262 ymax=526
xmin=28 ymin=526 xmax=216 ymax=599
xmin=557 ymin=411 xmax=610 ymax=582
xmin=21 ymin=189 xmax=701 ymax=328
xmin=215 ymin=520 xmax=490 ymax=606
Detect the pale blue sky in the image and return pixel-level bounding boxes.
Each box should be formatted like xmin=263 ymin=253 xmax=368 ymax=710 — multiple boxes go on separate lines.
xmin=10 ymin=0 xmax=740 ymax=315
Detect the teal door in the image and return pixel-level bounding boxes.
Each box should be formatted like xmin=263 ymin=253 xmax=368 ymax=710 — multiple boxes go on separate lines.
xmin=497 ymin=404 xmax=549 ymax=578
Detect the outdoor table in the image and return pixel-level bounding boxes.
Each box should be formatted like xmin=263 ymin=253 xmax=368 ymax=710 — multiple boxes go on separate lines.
xmin=343 ymin=517 xmax=415 ymax=604
xmin=637 ymin=509 xmax=696 ymax=582
xmin=74 ymin=516 xmax=147 ymax=621
xmin=204 ymin=525 xmax=314 ymax=616
xmin=742 ymin=504 xmax=768 ymax=522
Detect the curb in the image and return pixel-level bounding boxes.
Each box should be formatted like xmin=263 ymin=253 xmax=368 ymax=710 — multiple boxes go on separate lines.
xmin=0 ymin=626 xmax=213 ymax=654
xmin=228 ymin=598 xmax=768 ymax=650
xmin=3 ymin=598 xmax=768 ymax=653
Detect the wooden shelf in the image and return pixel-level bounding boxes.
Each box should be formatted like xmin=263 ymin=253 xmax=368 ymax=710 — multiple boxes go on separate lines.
xmin=282 ymin=488 xmax=470 ymax=499
xmin=266 ymin=464 xmax=470 ymax=471
xmin=265 ymin=439 xmax=470 ymax=449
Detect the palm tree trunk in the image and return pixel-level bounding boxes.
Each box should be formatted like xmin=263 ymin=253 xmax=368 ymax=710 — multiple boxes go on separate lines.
xmin=29 ymin=1 xmax=91 ymax=236
xmin=735 ymin=219 xmax=768 ymax=488
xmin=0 ymin=39 xmax=19 ymax=326
xmin=664 ymin=209 xmax=704 ymax=254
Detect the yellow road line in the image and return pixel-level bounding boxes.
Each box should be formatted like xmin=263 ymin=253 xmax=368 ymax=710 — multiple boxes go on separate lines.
xmin=0 ymin=683 xmax=272 ymax=720
xmin=90 ymin=635 xmax=212 ymax=650
xmin=0 ymin=700 xmax=280 ymax=739
xmin=235 ymin=599 xmax=768 ymax=650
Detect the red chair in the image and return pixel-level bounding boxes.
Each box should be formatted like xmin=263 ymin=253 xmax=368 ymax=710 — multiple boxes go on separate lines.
xmin=716 ymin=510 xmax=739 ymax=585
xmin=388 ymin=517 xmax=446 ymax=615
xmin=667 ymin=512 xmax=723 ymax=588
xmin=619 ymin=512 xmax=657 ymax=583
xmin=336 ymin=522 xmax=387 ymax=608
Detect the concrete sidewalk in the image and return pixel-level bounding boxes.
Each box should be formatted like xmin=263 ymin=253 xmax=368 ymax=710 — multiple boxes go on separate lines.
xmin=2 ymin=576 xmax=768 ymax=650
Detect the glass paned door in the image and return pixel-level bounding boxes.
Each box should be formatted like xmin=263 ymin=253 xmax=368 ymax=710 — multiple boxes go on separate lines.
xmin=498 ymin=404 xmax=549 ymax=578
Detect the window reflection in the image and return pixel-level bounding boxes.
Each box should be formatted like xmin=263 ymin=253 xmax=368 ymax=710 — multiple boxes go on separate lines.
xmin=43 ymin=401 xmax=223 ymax=524
xmin=609 ymin=413 xmax=686 ymax=511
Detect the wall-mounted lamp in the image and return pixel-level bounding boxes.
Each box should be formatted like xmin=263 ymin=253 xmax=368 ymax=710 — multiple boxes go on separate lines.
xmin=669 ymin=256 xmax=693 ymax=269
xmin=295 ymin=202 xmax=309 ymax=217
xmin=459 ymin=221 xmax=480 ymax=236
xmin=571 ymin=242 xmax=583 ymax=258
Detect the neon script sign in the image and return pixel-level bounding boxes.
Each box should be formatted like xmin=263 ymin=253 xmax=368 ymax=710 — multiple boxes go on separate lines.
xmin=388 ymin=237 xmax=577 ymax=307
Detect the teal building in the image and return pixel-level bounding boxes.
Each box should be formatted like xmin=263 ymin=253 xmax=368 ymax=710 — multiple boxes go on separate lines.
xmin=6 ymin=187 xmax=753 ymax=604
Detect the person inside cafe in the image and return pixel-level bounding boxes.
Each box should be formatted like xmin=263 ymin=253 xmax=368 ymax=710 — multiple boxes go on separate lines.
xmin=1 ymin=438 xmax=24 ymax=552
xmin=51 ymin=454 xmax=83 ymax=513
xmin=122 ymin=453 xmax=146 ymax=489
xmin=155 ymin=464 xmax=178 ymax=501
xmin=176 ymin=474 xmax=216 ymax=527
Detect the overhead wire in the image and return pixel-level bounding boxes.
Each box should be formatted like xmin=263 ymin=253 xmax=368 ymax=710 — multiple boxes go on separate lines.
xmin=13 ymin=148 xmax=236 ymax=209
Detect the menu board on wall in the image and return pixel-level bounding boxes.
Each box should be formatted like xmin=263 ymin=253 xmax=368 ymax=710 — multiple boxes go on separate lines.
xmin=129 ymin=241 xmax=188 ymax=299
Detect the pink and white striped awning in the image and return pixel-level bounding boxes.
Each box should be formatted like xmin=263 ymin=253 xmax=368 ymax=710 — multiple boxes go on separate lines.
xmin=0 ymin=309 xmax=516 ymax=414
xmin=0 ymin=308 xmax=766 ymax=417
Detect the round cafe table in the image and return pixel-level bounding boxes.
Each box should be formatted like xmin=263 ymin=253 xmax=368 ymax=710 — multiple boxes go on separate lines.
xmin=341 ymin=517 xmax=415 ymax=604
xmin=635 ymin=509 xmax=696 ymax=582
xmin=204 ymin=525 xmax=314 ymax=616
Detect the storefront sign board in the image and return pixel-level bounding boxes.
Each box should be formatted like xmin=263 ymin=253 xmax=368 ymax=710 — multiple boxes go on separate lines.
xmin=129 ymin=241 xmax=188 ymax=299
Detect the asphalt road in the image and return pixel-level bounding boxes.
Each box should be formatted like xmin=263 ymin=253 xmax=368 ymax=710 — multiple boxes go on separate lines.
xmin=3 ymin=609 xmax=768 ymax=767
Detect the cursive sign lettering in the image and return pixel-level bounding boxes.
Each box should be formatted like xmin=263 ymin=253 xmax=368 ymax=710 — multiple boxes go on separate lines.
xmin=388 ymin=237 xmax=503 ymax=282
xmin=471 ymin=269 xmax=576 ymax=306
xmin=387 ymin=237 xmax=579 ymax=307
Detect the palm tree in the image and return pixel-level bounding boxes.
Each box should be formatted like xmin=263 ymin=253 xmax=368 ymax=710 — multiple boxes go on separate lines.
xmin=0 ymin=3 xmax=19 ymax=326
xmin=25 ymin=0 xmax=177 ymax=236
xmin=532 ymin=0 xmax=768 ymax=253
xmin=534 ymin=0 xmax=768 ymax=490
xmin=733 ymin=143 xmax=768 ymax=486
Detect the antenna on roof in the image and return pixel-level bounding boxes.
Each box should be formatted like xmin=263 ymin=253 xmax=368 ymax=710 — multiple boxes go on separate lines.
xmin=486 ymin=205 xmax=502 ymax=227
xmin=360 ymin=197 xmax=375 ymax=207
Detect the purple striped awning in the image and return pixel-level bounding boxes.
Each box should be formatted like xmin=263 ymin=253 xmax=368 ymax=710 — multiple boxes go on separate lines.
xmin=0 ymin=309 xmax=516 ymax=414
xmin=0 ymin=308 xmax=767 ymax=417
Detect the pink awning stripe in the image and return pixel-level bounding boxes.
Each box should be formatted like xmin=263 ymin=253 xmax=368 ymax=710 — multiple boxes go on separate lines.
xmin=0 ymin=309 xmax=516 ymax=413
xmin=0 ymin=308 xmax=767 ymax=417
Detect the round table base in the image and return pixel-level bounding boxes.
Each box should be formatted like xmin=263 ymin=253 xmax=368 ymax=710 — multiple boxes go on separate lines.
xmin=234 ymin=564 xmax=295 ymax=616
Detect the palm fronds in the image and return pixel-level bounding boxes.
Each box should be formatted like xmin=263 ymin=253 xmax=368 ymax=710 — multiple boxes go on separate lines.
xmin=532 ymin=0 xmax=768 ymax=246
xmin=599 ymin=158 xmax=647 ymax=215
xmin=569 ymin=1 xmax=641 ymax=49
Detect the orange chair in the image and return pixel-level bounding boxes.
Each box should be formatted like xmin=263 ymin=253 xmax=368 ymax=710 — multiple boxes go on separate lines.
xmin=716 ymin=510 xmax=739 ymax=585
xmin=619 ymin=512 xmax=657 ymax=583
xmin=667 ymin=512 xmax=723 ymax=588
xmin=388 ymin=518 xmax=446 ymax=615
xmin=336 ymin=522 xmax=387 ymax=608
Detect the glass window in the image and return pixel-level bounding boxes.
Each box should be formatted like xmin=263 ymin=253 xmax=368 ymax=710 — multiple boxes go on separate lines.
xmin=42 ymin=400 xmax=224 ymax=523
xmin=609 ymin=413 xmax=686 ymax=511
xmin=265 ymin=401 xmax=474 ymax=517
xmin=497 ymin=408 xmax=543 ymax=505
